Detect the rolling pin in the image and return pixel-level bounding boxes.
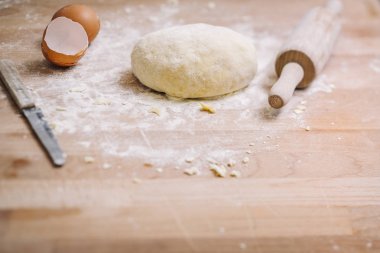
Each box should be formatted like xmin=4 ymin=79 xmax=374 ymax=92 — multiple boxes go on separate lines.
xmin=268 ymin=0 xmax=342 ymax=109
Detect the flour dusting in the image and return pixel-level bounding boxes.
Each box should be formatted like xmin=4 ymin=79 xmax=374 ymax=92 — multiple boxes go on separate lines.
xmin=2 ymin=1 xmax=336 ymax=174
xmin=369 ymin=57 xmax=380 ymax=73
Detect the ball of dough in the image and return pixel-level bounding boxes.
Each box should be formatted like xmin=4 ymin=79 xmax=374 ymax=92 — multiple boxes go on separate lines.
xmin=131 ymin=23 xmax=257 ymax=98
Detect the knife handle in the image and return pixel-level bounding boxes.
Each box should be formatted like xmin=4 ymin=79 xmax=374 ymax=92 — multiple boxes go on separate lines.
xmin=0 ymin=60 xmax=35 ymax=109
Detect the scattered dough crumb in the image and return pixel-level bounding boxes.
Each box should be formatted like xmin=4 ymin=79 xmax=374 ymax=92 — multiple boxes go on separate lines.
xmin=149 ymin=107 xmax=161 ymax=116
xmin=199 ymin=102 xmax=215 ymax=114
xmin=94 ymin=98 xmax=111 ymax=105
xmin=144 ymin=162 xmax=153 ymax=167
xmin=300 ymin=100 xmax=307 ymax=105
xmin=132 ymin=177 xmax=142 ymax=184
xmin=227 ymin=159 xmax=236 ymax=167
xmin=239 ymin=242 xmax=247 ymax=250
xmin=84 ymin=156 xmax=94 ymax=163
xmin=242 ymin=157 xmax=249 ymax=164
xmin=103 ymin=163 xmax=112 ymax=169
xmin=49 ymin=122 xmax=56 ymax=129
xmin=246 ymin=150 xmax=252 ymax=154
xmin=249 ymin=143 xmax=255 ymax=146
xmin=305 ymin=126 xmax=311 ymax=131
xmin=208 ymin=1 xmax=216 ymax=9
xmin=297 ymin=105 xmax=307 ymax=110
xmin=230 ymin=170 xmax=241 ymax=178
xmin=293 ymin=109 xmax=304 ymax=114
xmin=148 ymin=16 xmax=159 ymax=22
xmin=56 ymin=107 xmax=66 ymax=111
xmin=156 ymin=167 xmax=163 ymax=173
xmin=210 ymin=164 xmax=227 ymax=177
xmin=184 ymin=167 xmax=201 ymax=176
xmin=185 ymin=157 xmax=194 ymax=163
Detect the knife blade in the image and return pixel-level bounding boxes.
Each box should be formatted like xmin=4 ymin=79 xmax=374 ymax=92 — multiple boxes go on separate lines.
xmin=0 ymin=59 xmax=65 ymax=167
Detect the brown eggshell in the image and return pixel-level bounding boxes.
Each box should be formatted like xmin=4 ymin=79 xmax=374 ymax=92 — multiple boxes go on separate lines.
xmin=52 ymin=4 xmax=100 ymax=43
xmin=41 ymin=27 xmax=87 ymax=67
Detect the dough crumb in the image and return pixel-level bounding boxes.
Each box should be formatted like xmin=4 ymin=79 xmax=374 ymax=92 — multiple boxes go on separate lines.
xmin=49 ymin=122 xmax=56 ymax=130
xmin=144 ymin=162 xmax=153 ymax=167
xmin=103 ymin=163 xmax=112 ymax=169
xmin=239 ymin=242 xmax=247 ymax=250
xmin=199 ymin=102 xmax=215 ymax=114
xmin=297 ymin=105 xmax=307 ymax=110
xmin=156 ymin=168 xmax=163 ymax=173
xmin=227 ymin=159 xmax=236 ymax=167
xmin=174 ymin=166 xmax=181 ymax=170
xmin=148 ymin=16 xmax=159 ymax=23
xmin=249 ymin=143 xmax=255 ymax=146
xmin=208 ymin=2 xmax=216 ymax=9
xmin=230 ymin=170 xmax=241 ymax=178
xmin=185 ymin=157 xmax=194 ymax=163
xmin=246 ymin=150 xmax=252 ymax=154
xmin=242 ymin=157 xmax=249 ymax=164
xmin=132 ymin=177 xmax=142 ymax=184
xmin=84 ymin=156 xmax=94 ymax=163
xmin=56 ymin=107 xmax=66 ymax=111
xmin=184 ymin=167 xmax=201 ymax=176
xmin=305 ymin=126 xmax=311 ymax=131
xmin=149 ymin=107 xmax=161 ymax=116
xmin=94 ymin=98 xmax=111 ymax=105
xmin=293 ymin=109 xmax=304 ymax=114
xmin=210 ymin=164 xmax=227 ymax=177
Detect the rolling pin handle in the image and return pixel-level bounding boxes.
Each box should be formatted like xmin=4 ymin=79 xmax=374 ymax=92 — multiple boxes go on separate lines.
xmin=268 ymin=62 xmax=304 ymax=109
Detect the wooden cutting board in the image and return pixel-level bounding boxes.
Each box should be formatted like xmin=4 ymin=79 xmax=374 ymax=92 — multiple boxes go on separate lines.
xmin=1 ymin=0 xmax=380 ymax=252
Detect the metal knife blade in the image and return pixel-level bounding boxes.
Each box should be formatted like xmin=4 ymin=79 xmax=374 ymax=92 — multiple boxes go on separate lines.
xmin=23 ymin=107 xmax=66 ymax=167
xmin=0 ymin=59 xmax=65 ymax=167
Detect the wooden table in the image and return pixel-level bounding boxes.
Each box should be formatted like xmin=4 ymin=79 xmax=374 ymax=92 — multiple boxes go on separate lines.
xmin=1 ymin=0 xmax=380 ymax=252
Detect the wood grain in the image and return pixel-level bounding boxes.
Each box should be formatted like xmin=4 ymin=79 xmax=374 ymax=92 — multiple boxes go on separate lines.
xmin=1 ymin=0 xmax=380 ymax=252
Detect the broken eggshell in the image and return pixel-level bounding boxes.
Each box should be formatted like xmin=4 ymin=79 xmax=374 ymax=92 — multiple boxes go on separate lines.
xmin=52 ymin=4 xmax=100 ymax=43
xmin=41 ymin=16 xmax=88 ymax=67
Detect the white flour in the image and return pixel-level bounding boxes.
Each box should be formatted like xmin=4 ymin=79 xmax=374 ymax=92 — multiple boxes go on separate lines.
xmin=3 ymin=0 xmax=337 ymax=171
xmin=369 ymin=57 xmax=380 ymax=73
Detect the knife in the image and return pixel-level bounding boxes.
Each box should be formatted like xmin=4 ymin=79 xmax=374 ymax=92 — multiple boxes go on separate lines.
xmin=0 ymin=59 xmax=65 ymax=167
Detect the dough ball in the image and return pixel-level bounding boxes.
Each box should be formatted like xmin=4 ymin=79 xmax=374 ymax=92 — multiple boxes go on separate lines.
xmin=131 ymin=23 xmax=257 ymax=98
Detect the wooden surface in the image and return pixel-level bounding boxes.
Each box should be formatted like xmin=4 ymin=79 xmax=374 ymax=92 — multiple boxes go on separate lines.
xmin=1 ymin=0 xmax=380 ymax=252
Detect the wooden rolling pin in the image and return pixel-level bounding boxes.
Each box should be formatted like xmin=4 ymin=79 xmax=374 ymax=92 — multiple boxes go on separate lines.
xmin=268 ymin=0 xmax=342 ymax=109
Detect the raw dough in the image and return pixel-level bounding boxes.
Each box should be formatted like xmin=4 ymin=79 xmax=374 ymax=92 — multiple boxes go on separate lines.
xmin=131 ymin=23 xmax=257 ymax=98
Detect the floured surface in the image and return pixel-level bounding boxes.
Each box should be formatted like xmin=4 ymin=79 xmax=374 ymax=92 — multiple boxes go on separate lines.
xmin=1 ymin=0 xmax=343 ymax=176
xmin=1 ymin=0 xmax=380 ymax=252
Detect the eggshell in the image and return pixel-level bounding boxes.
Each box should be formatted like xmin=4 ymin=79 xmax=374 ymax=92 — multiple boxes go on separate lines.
xmin=41 ymin=16 xmax=88 ymax=67
xmin=52 ymin=4 xmax=100 ymax=43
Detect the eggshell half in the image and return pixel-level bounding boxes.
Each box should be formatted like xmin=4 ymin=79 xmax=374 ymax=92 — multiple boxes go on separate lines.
xmin=52 ymin=4 xmax=100 ymax=43
xmin=41 ymin=16 xmax=88 ymax=67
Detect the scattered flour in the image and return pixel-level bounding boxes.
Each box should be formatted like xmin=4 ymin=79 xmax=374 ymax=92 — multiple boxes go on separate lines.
xmin=1 ymin=1 xmax=337 ymax=174
xmin=0 ymin=0 xmax=28 ymax=9
xmin=369 ymin=57 xmax=380 ymax=73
